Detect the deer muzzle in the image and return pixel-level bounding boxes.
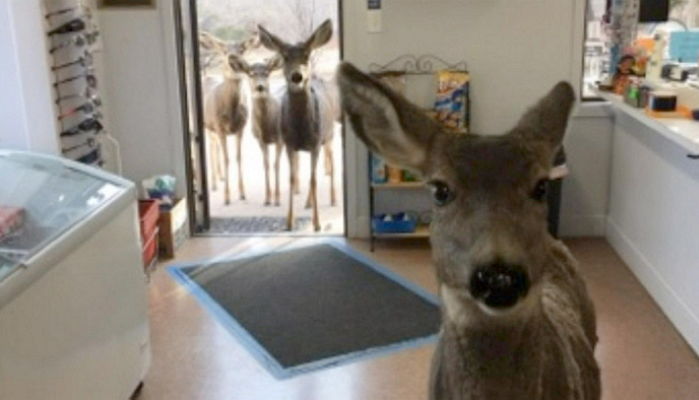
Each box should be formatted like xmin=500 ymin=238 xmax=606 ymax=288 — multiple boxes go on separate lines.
xmin=290 ymin=71 xmax=303 ymax=84
xmin=469 ymin=262 xmax=530 ymax=309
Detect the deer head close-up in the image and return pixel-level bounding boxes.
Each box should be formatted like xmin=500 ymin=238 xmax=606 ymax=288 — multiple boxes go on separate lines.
xmin=337 ymin=62 xmax=601 ymax=400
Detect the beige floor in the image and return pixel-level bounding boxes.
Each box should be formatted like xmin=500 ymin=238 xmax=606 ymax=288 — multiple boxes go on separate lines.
xmin=136 ymin=237 xmax=699 ymax=400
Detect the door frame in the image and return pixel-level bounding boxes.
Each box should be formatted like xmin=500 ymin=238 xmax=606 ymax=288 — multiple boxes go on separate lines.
xmin=174 ymin=0 xmax=210 ymax=234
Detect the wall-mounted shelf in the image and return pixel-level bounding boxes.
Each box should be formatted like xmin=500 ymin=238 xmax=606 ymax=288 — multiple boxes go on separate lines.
xmin=373 ymin=225 xmax=430 ymax=239
xmin=371 ymin=181 xmax=425 ymax=190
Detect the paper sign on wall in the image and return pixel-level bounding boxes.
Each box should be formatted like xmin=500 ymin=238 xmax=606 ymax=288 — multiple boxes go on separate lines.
xmin=367 ymin=0 xmax=382 ymax=33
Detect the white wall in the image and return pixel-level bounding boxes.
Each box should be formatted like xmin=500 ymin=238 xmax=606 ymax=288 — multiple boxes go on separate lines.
xmin=342 ymin=0 xmax=612 ymax=238
xmin=0 ymin=0 xmax=59 ymax=154
xmin=560 ymin=106 xmax=614 ymax=236
xmin=97 ymin=1 xmax=186 ymax=196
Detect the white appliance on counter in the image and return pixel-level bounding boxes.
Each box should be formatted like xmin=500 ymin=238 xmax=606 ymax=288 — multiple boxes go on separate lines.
xmin=0 ymin=150 xmax=150 ymax=400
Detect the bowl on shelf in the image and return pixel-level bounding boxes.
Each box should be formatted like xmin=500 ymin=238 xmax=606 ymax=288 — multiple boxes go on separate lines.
xmin=372 ymin=212 xmax=417 ymax=234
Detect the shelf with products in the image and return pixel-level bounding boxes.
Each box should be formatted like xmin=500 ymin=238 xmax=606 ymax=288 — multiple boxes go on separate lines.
xmin=366 ymin=54 xmax=470 ymax=251
xmin=371 ymin=181 xmax=426 ymax=189
xmin=373 ymin=224 xmax=430 ymax=239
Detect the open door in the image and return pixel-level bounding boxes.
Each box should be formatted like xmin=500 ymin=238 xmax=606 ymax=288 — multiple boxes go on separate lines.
xmin=173 ymin=0 xmax=210 ymax=233
xmin=175 ymin=0 xmax=345 ymax=236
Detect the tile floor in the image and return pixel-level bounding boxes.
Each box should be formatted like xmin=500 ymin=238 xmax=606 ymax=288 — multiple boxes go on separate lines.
xmin=135 ymin=237 xmax=699 ymax=400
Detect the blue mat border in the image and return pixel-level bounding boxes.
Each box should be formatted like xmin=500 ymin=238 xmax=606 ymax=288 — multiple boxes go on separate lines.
xmin=167 ymin=238 xmax=440 ymax=379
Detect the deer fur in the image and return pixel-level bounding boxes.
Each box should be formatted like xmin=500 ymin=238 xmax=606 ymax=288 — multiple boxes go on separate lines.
xmin=202 ymin=37 xmax=254 ymax=205
xmin=198 ymin=32 xmax=226 ymax=193
xmin=258 ymin=20 xmax=337 ymax=231
xmin=230 ymin=54 xmax=285 ymax=206
xmin=337 ymin=62 xmax=600 ymax=400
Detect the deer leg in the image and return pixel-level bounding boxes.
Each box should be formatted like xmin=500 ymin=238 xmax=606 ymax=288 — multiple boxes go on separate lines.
xmin=220 ymin=133 xmax=231 ymax=205
xmin=236 ymin=133 xmax=246 ymax=200
xmin=324 ymin=141 xmax=336 ymax=207
xmin=215 ymin=134 xmax=225 ymax=186
xmin=310 ymin=149 xmax=321 ymax=232
xmin=274 ymin=142 xmax=282 ymax=206
xmin=292 ymin=152 xmax=301 ymax=195
xmin=305 ymin=182 xmax=313 ymax=209
xmin=287 ymin=150 xmax=297 ymax=231
xmin=324 ymin=140 xmax=332 ymax=177
xmin=262 ymin=143 xmax=271 ymax=206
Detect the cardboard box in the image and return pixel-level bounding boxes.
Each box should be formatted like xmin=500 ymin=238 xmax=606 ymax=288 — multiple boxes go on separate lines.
xmin=158 ymin=198 xmax=189 ymax=259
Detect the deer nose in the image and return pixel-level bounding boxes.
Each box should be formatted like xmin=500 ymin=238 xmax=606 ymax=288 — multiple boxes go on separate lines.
xmin=469 ymin=262 xmax=530 ymax=309
xmin=256 ymin=84 xmax=265 ymax=92
xmin=290 ymin=72 xmax=303 ymax=84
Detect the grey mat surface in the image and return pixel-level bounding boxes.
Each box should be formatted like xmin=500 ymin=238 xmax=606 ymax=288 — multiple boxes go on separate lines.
xmin=175 ymin=243 xmax=441 ymax=376
xmin=208 ymin=216 xmax=312 ymax=234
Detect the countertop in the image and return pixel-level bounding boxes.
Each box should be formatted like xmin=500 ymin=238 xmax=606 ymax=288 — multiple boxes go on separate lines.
xmin=596 ymin=90 xmax=699 ymax=156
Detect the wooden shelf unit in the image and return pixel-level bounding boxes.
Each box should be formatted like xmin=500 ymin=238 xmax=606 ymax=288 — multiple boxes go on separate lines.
xmin=373 ymin=224 xmax=430 ymax=239
xmin=371 ymin=181 xmax=425 ymax=190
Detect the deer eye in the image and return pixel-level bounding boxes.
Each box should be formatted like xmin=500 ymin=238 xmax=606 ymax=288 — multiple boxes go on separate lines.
xmin=428 ymin=180 xmax=454 ymax=206
xmin=531 ymin=179 xmax=549 ymax=202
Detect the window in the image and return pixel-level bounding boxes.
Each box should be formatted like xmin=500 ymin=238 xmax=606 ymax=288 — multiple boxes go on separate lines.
xmin=582 ymin=0 xmax=699 ymax=99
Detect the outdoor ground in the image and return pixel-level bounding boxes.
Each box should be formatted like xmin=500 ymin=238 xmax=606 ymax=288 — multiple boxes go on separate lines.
xmin=207 ymin=119 xmax=344 ymax=234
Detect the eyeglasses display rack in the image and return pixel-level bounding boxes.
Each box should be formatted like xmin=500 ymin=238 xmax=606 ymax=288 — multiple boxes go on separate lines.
xmin=43 ymin=0 xmax=107 ymax=168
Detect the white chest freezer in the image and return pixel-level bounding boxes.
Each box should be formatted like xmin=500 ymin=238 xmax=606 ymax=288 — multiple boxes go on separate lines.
xmin=0 ymin=150 xmax=150 ymax=400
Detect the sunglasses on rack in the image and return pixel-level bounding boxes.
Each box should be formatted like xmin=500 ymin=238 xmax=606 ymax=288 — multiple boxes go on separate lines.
xmin=47 ymin=18 xmax=86 ymax=36
xmin=59 ymin=117 xmax=104 ymax=137
xmin=54 ymin=71 xmax=97 ymax=87
xmin=52 ymin=51 xmax=93 ymax=71
xmin=49 ymin=31 xmax=99 ymax=53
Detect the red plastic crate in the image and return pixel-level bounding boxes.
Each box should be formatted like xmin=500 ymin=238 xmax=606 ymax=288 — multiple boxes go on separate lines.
xmin=138 ymin=200 xmax=160 ymax=242
xmin=142 ymin=228 xmax=159 ymax=269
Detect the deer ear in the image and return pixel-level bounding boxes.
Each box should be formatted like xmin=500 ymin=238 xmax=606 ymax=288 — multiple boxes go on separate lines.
xmin=258 ymin=25 xmax=285 ymax=53
xmin=337 ymin=62 xmax=440 ymax=173
xmin=305 ymin=19 xmax=333 ymax=51
xmin=267 ymin=55 xmax=284 ymax=71
xmin=228 ymin=54 xmax=249 ymax=74
xmin=513 ymin=81 xmax=575 ymax=150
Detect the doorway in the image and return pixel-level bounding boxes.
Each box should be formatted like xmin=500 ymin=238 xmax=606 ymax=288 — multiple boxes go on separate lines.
xmin=175 ymin=0 xmax=345 ymax=236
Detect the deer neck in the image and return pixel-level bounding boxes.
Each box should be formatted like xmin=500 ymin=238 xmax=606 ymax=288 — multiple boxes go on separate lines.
xmin=439 ymin=283 xmax=547 ymax=382
xmin=286 ymin=85 xmax=312 ymax=110
xmin=283 ymin=85 xmax=318 ymax=131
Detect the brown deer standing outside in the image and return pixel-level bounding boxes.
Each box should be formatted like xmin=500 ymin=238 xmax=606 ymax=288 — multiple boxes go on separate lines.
xmin=337 ymin=63 xmax=600 ymax=400
xmin=198 ymin=32 xmax=227 ymax=193
xmin=229 ymin=55 xmax=285 ymax=206
xmin=202 ymin=36 xmax=254 ymax=205
xmin=258 ymin=20 xmax=337 ymax=232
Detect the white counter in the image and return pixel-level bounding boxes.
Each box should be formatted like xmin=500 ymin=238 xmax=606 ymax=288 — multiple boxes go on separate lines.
xmin=602 ymin=93 xmax=699 ymax=357
xmin=596 ymin=91 xmax=699 ymax=156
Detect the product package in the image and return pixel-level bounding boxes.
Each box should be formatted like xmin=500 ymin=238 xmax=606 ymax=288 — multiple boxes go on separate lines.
xmin=371 ymin=154 xmax=387 ymax=184
xmin=142 ymin=175 xmax=176 ymax=208
xmin=434 ymin=70 xmax=470 ymax=133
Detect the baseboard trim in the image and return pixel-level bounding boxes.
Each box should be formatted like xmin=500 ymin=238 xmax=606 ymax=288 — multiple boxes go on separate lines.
xmin=606 ymin=217 xmax=699 ymax=356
